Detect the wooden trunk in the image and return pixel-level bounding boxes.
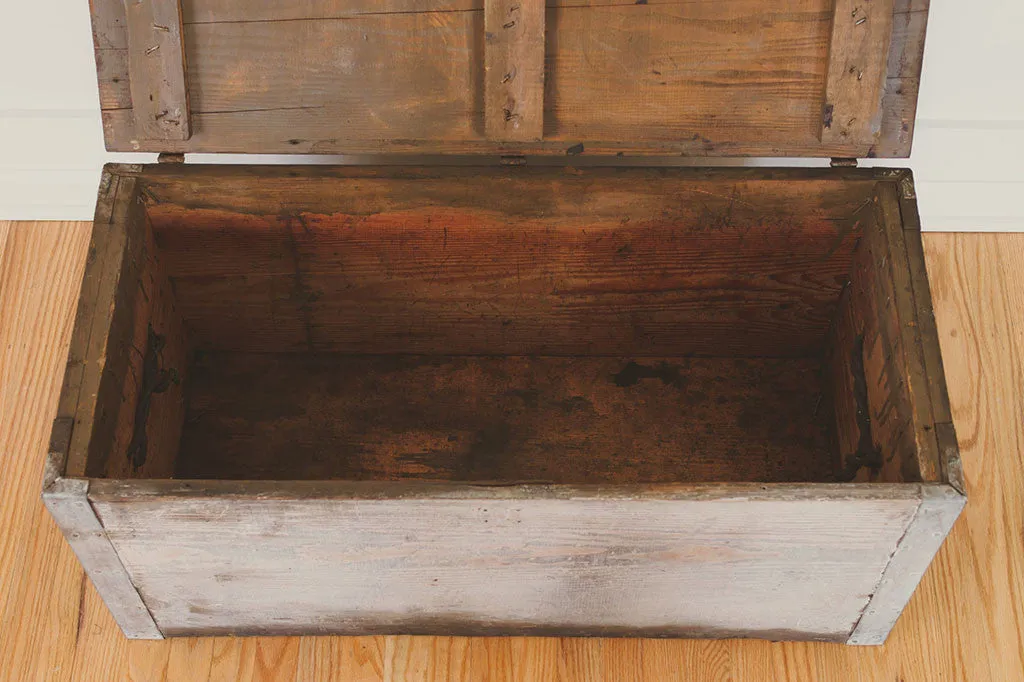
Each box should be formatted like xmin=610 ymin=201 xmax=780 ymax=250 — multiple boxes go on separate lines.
xmin=45 ymin=0 xmax=959 ymax=644
xmin=42 ymin=164 xmax=963 ymax=643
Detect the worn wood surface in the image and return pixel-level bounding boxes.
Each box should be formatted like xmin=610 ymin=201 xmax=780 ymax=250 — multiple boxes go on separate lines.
xmin=88 ymin=0 xmax=924 ymax=156
xmin=57 ymin=171 xmax=143 ymax=479
xmin=88 ymin=482 xmax=920 ymax=639
xmin=101 ymin=212 xmax=188 ymax=480
xmin=139 ymin=165 xmax=870 ymax=356
xmin=53 ymin=170 xmax=187 ymax=480
xmin=123 ymin=0 xmax=191 ymax=140
xmin=2 ymin=223 xmax=1021 ymax=677
xmin=175 ymin=354 xmax=835 ymax=482
xmin=823 ymin=176 xmax=943 ymax=483
xmin=821 ymin=0 xmax=894 ymax=147
xmin=484 ymin=0 xmax=545 ymax=141
xmin=41 ymin=478 xmax=162 ymax=639
xmin=847 ymin=484 xmax=965 ymax=644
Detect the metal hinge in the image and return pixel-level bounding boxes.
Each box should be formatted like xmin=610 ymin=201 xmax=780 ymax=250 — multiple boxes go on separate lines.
xmin=157 ymin=152 xmax=186 ymax=164
xmin=830 ymin=157 xmax=858 ymax=168
xmin=499 ymin=154 xmax=527 ymax=166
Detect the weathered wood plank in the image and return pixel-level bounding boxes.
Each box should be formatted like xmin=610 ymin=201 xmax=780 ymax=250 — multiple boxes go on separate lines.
xmin=174 ymin=354 xmax=835 ymax=483
xmin=896 ymin=173 xmax=963 ymax=489
xmin=93 ymin=0 xmax=925 ymax=156
xmin=874 ymin=180 xmax=941 ymax=481
xmin=88 ymin=481 xmax=921 ymax=639
xmin=102 ymin=213 xmax=188 ymax=480
xmin=823 ymin=175 xmax=942 ymax=483
xmin=124 ymin=0 xmax=191 ymax=140
xmin=57 ymin=169 xmax=142 ymax=478
xmin=877 ymin=5 xmax=929 ymax=157
xmin=484 ymin=0 xmax=545 ymax=141
xmin=847 ymin=483 xmax=965 ymax=645
xmin=139 ymin=165 xmax=871 ymax=357
xmin=41 ymin=478 xmax=162 ymax=639
xmin=96 ymin=48 xmax=131 ymax=110
xmin=821 ymin=0 xmax=895 ymax=147
xmin=53 ymin=167 xmax=188 ymax=481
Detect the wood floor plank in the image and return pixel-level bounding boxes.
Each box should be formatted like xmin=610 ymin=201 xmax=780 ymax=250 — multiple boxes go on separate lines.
xmin=0 ymin=221 xmax=93 ymax=682
xmin=1 ymin=224 xmax=1022 ymax=681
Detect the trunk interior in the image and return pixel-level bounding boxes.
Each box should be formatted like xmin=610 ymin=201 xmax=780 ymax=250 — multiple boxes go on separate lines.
xmin=76 ymin=166 xmax=920 ymax=485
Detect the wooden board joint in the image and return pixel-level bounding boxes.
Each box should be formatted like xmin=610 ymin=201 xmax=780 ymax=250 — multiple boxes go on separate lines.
xmin=847 ymin=483 xmax=965 ymax=644
xmin=42 ymin=477 xmax=164 ymax=639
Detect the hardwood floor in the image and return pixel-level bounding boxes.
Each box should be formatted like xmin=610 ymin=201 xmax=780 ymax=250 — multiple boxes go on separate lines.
xmin=1 ymin=221 xmax=1022 ymax=681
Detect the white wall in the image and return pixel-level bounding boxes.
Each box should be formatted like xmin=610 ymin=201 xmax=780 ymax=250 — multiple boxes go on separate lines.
xmin=2 ymin=0 xmax=1022 ymax=228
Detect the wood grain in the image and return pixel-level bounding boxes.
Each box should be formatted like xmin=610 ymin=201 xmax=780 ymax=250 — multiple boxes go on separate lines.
xmin=823 ymin=176 xmax=943 ymax=484
xmin=484 ymin=0 xmax=545 ymax=141
xmin=41 ymin=478 xmax=162 ymax=639
xmin=847 ymin=483 xmax=965 ymax=644
xmin=101 ymin=212 xmax=189 ymax=480
xmin=3 ymin=225 xmax=1021 ymax=678
xmin=0 ymin=221 xmax=94 ymax=681
xmin=175 ymin=354 xmax=835 ymax=483
xmin=56 ymin=170 xmax=143 ymax=479
xmin=821 ymin=0 xmax=894 ymax=147
xmin=51 ymin=168 xmax=187 ymax=481
xmin=87 ymin=481 xmax=920 ymax=639
xmin=87 ymin=0 xmax=926 ymax=156
xmin=139 ymin=165 xmax=871 ymax=357
xmin=124 ymin=0 xmax=191 ymax=140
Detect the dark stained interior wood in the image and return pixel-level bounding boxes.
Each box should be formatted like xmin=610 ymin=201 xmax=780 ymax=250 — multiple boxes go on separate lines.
xmin=100 ymin=213 xmax=189 ymax=479
xmin=141 ymin=165 xmax=872 ymax=357
xmin=823 ymin=176 xmax=943 ymax=484
xmin=88 ymin=0 xmax=927 ymax=156
xmin=821 ymin=0 xmax=894 ymax=147
xmin=175 ymin=354 xmax=836 ymax=482
xmin=69 ymin=165 xmax=943 ymax=486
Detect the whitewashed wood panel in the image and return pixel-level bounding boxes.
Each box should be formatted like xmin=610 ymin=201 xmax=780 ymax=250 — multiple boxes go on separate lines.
xmin=89 ymin=483 xmax=922 ymax=639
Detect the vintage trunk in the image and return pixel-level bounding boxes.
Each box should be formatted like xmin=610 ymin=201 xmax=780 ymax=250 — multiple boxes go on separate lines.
xmin=41 ymin=0 xmax=963 ymax=644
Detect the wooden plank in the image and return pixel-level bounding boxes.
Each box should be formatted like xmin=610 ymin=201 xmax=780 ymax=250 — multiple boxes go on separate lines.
xmin=57 ymin=168 xmax=143 ymax=478
xmin=823 ymin=175 xmax=942 ymax=484
xmin=124 ymin=0 xmax=191 ymax=141
xmin=70 ymin=174 xmax=154 ymax=479
xmin=821 ymin=0 xmax=895 ymax=147
xmin=96 ymin=48 xmax=131 ymax=111
xmin=174 ymin=354 xmax=835 ymax=483
xmin=92 ymin=0 xmax=925 ymax=157
xmin=41 ymin=478 xmax=162 ymax=640
xmin=87 ymin=480 xmax=921 ymax=639
xmin=847 ymin=483 xmax=965 ymax=644
xmin=484 ymin=0 xmax=545 ymax=141
xmin=51 ymin=164 xmax=186 ymax=481
xmin=139 ymin=165 xmax=872 ymax=357
xmin=874 ymin=180 xmax=941 ymax=481
xmin=877 ymin=4 xmax=929 ymax=157
xmin=896 ymin=175 xmax=964 ymax=489
xmin=101 ymin=211 xmax=189 ymax=480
